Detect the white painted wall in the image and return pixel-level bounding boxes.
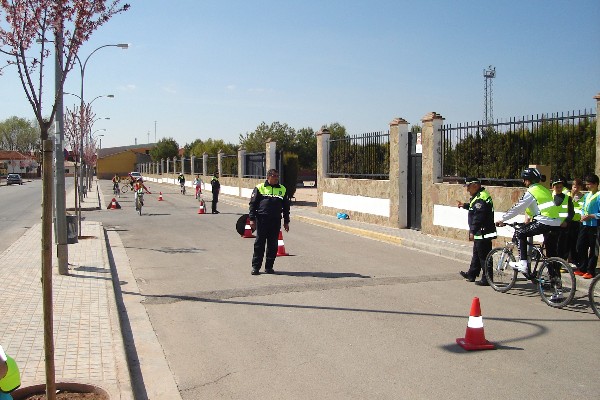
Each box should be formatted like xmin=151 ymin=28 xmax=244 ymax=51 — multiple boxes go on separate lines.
xmin=323 ymin=192 xmax=390 ymax=217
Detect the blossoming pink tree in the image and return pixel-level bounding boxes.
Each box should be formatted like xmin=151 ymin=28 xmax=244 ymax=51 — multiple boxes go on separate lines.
xmin=0 ymin=2 xmax=129 ymax=398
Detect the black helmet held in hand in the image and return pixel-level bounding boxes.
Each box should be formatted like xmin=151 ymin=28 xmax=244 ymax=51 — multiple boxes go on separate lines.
xmin=521 ymin=168 xmax=545 ymax=183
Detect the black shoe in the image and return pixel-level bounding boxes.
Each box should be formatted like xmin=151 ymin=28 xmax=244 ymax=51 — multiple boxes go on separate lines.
xmin=475 ymin=280 xmax=490 ymax=286
xmin=460 ymin=271 xmax=475 ymax=282
xmin=265 ymin=268 xmax=275 ymax=274
xmin=251 ymin=268 xmax=260 ymax=275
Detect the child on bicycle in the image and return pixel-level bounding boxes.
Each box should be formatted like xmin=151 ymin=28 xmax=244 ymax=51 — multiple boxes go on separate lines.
xmin=133 ymin=177 xmax=151 ymax=207
xmin=178 ymin=173 xmax=186 ymax=193
xmin=112 ymin=174 xmax=121 ymax=193
xmin=495 ymin=168 xmax=562 ymax=277
xmin=193 ymin=175 xmax=204 ymax=198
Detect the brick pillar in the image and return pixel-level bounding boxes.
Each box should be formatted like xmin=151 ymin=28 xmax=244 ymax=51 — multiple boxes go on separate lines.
xmin=420 ymin=112 xmax=445 ymax=234
xmin=203 ymin=152 xmax=208 ymax=177
xmin=165 ymin=158 xmax=170 ymax=175
xmin=190 ymin=155 xmax=195 ymax=176
xmin=389 ymin=118 xmax=409 ymax=228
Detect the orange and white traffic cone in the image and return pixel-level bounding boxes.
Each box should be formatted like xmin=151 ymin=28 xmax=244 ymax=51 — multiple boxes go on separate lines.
xmin=276 ymin=230 xmax=289 ymax=256
xmin=109 ymin=198 xmax=121 ymax=210
xmin=456 ymin=297 xmax=495 ymax=351
xmin=158 ymin=192 xmax=164 ymax=201
xmin=198 ymin=199 xmax=206 ymax=214
xmin=242 ymin=217 xmax=255 ymax=238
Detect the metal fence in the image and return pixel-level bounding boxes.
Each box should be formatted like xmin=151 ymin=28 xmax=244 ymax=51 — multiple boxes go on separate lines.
xmin=327 ymin=131 xmax=390 ymax=179
xmin=442 ymin=110 xmax=597 ymax=185
xmin=220 ymin=154 xmax=238 ymax=177
xmin=244 ymin=152 xmax=266 ymax=178
xmin=207 ymin=156 xmax=218 ymax=176
xmin=193 ymin=157 xmax=203 ymax=175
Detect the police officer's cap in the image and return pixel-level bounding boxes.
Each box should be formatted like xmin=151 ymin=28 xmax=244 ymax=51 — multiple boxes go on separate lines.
xmin=464 ymin=177 xmax=481 ymax=186
xmin=551 ymin=177 xmax=566 ymax=186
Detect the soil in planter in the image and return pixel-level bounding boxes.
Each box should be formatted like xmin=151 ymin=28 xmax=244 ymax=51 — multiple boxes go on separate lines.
xmin=20 ymin=391 xmax=108 ymax=400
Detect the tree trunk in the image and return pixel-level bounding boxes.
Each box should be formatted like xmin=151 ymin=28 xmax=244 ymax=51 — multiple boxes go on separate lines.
xmin=42 ymin=139 xmax=57 ymax=400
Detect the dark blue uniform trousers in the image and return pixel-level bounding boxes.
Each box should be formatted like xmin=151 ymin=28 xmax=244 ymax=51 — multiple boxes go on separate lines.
xmin=252 ymin=216 xmax=282 ymax=270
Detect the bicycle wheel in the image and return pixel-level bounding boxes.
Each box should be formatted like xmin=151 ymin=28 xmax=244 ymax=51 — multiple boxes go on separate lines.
xmin=537 ymin=257 xmax=575 ymax=308
xmin=589 ymin=275 xmax=600 ymax=319
xmin=121 ymin=184 xmax=129 ymax=194
xmin=485 ymin=247 xmax=517 ymax=293
xmin=136 ymin=197 xmax=142 ymax=216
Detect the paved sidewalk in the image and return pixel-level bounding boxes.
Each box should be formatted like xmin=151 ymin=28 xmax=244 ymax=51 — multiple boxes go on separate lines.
xmin=0 ymin=181 xmax=132 ymax=398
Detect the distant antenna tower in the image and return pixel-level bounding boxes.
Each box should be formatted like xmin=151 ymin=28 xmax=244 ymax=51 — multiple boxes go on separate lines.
xmin=483 ymin=65 xmax=496 ymax=125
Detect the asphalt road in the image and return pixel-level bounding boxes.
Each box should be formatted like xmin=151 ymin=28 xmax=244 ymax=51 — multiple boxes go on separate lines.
xmin=0 ymin=178 xmax=43 ymax=253
xmin=92 ymin=180 xmax=599 ymax=400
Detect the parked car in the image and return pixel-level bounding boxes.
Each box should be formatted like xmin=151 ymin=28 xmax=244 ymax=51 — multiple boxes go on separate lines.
xmin=129 ymin=171 xmax=142 ymax=180
xmin=6 ymin=173 xmax=23 ymax=185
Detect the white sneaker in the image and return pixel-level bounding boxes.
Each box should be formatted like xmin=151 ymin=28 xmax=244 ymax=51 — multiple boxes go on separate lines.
xmin=509 ymin=261 xmax=528 ymax=274
xmin=550 ymin=292 xmax=564 ymax=302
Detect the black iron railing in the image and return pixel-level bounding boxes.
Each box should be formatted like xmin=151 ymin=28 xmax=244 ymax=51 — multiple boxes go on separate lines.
xmin=442 ymin=110 xmax=596 ymax=184
xmin=328 ymin=131 xmax=390 ymax=179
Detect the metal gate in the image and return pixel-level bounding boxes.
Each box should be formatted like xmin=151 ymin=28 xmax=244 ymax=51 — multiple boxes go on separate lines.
xmin=407 ymin=131 xmax=422 ymax=230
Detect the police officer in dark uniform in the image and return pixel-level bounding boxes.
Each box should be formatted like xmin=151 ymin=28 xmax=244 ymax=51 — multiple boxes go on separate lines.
xmin=457 ymin=177 xmax=497 ymax=285
xmin=249 ymin=169 xmax=290 ymax=275
xmin=210 ymin=171 xmax=220 ymax=214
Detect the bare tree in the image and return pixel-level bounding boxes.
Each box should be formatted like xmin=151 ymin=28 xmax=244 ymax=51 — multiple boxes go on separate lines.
xmin=0 ymin=2 xmax=129 ymax=398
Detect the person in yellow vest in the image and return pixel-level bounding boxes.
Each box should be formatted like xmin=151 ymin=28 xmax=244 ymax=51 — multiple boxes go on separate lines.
xmin=567 ymin=178 xmax=585 ymax=266
xmin=0 ymin=345 xmax=20 ymax=399
xmin=575 ymin=174 xmax=600 ymax=279
xmin=495 ymin=168 xmax=562 ymax=277
xmin=456 ymin=177 xmax=497 ymax=286
xmin=550 ymin=177 xmax=574 ymax=260
xmin=249 ymin=169 xmax=290 ymax=275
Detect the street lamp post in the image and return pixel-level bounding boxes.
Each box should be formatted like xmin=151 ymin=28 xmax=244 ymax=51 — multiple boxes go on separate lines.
xmin=97 ymin=133 xmax=105 ymax=150
xmin=71 ymin=43 xmax=127 ymax=234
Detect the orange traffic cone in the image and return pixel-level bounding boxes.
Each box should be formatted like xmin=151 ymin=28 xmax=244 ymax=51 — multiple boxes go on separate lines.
xmin=456 ymin=297 xmax=495 ymax=351
xmin=108 ymin=198 xmax=121 ymax=210
xmin=242 ymin=217 xmax=255 ymax=238
xmin=276 ymin=230 xmax=289 ymax=256
xmin=198 ymin=199 xmax=206 ymax=214
xmin=158 ymin=192 xmax=164 ymax=201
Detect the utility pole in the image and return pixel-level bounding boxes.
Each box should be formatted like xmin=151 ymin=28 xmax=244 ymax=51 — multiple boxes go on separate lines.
xmin=54 ymin=27 xmax=68 ymax=274
xmin=154 ymin=120 xmax=157 ymax=142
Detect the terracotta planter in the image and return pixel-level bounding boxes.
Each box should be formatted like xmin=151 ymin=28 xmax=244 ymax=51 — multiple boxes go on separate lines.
xmin=11 ymin=382 xmax=110 ymax=399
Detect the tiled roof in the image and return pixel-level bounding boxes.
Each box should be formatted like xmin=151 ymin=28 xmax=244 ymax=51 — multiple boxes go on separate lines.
xmin=0 ymin=150 xmax=35 ymax=160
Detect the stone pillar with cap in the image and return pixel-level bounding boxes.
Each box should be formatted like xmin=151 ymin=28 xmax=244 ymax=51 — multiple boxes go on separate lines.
xmin=389 ymin=118 xmax=409 ymax=228
xmin=420 ymin=112 xmax=445 ymax=235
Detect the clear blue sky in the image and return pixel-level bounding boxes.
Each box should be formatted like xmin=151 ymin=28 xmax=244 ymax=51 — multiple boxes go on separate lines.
xmin=1 ymin=0 xmax=599 ymax=149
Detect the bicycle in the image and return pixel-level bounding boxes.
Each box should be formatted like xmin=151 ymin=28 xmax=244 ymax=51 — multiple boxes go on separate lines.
xmin=589 ymin=274 xmax=600 ymax=319
xmin=113 ymin=183 xmax=120 ymax=197
xmin=485 ymin=222 xmax=576 ymax=308
xmin=180 ymin=182 xmax=186 ymax=195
